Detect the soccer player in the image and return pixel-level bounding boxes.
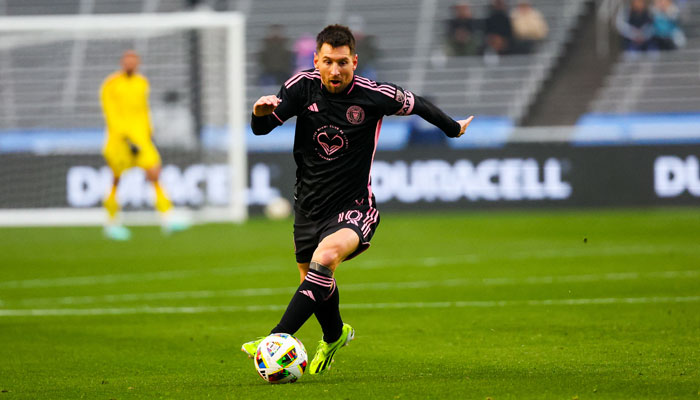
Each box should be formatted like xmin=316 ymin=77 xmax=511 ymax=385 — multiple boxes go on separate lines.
xmin=241 ymin=25 xmax=474 ymax=374
xmin=100 ymin=50 xmax=187 ymax=240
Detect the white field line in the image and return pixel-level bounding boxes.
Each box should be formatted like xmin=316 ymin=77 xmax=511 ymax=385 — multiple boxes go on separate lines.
xmin=1 ymin=244 xmax=696 ymax=289
xmin=353 ymin=244 xmax=698 ymax=269
xmin=1 ymin=296 xmax=699 ymax=317
xmin=7 ymin=270 xmax=700 ymax=307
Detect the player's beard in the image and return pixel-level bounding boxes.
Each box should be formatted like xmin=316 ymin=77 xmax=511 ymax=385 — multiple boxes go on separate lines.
xmin=324 ymin=74 xmax=351 ymax=93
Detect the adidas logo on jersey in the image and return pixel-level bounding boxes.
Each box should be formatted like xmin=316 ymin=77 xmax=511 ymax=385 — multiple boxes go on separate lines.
xmin=307 ymin=103 xmax=319 ymax=112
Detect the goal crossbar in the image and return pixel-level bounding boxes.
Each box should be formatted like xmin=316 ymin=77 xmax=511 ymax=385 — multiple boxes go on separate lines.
xmin=0 ymin=12 xmax=244 ymax=32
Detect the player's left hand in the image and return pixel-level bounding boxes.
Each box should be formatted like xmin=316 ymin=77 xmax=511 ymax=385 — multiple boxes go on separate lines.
xmin=456 ymin=115 xmax=474 ymax=138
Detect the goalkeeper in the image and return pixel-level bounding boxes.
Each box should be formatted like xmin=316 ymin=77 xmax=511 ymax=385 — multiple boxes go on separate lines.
xmin=100 ymin=50 xmax=187 ymax=240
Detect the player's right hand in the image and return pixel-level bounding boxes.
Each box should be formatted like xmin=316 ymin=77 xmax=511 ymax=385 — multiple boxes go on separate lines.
xmin=253 ymin=95 xmax=282 ymax=117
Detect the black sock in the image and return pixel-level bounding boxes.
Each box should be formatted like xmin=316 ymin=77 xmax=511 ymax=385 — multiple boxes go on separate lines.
xmin=314 ymin=280 xmax=343 ymax=343
xmin=271 ymin=267 xmax=335 ymax=335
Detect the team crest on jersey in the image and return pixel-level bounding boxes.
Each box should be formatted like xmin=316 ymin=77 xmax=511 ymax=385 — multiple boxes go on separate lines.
xmin=346 ymin=105 xmax=365 ymax=125
xmin=313 ymin=125 xmax=348 ymax=161
xmin=395 ymin=89 xmax=405 ymax=104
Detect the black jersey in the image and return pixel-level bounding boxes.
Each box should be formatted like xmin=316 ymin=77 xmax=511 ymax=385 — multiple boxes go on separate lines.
xmin=252 ymin=69 xmax=461 ymax=220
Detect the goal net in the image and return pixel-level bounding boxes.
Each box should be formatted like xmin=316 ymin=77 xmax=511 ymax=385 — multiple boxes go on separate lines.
xmin=0 ymin=11 xmax=247 ymax=226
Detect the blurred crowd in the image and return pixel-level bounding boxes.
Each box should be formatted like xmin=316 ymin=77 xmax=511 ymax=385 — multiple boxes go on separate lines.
xmin=444 ymin=0 xmax=549 ymax=65
xmin=616 ymin=0 xmax=687 ymax=56
xmin=257 ymin=15 xmax=378 ymax=86
xmin=256 ymin=0 xmax=550 ymax=85
xmin=256 ymin=0 xmax=690 ymax=86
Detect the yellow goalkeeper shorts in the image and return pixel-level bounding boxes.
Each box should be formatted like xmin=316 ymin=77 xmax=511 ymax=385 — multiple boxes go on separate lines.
xmin=103 ymin=134 xmax=162 ymax=178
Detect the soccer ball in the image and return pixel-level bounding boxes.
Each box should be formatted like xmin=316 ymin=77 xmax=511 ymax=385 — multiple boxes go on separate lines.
xmin=264 ymin=197 xmax=292 ymax=220
xmin=254 ymin=333 xmax=307 ymax=384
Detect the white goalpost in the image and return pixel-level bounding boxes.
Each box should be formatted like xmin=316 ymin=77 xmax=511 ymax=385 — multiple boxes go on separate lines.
xmin=0 ymin=11 xmax=247 ymax=226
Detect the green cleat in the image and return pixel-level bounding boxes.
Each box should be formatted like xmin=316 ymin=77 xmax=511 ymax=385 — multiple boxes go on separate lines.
xmin=309 ymin=323 xmax=355 ymax=375
xmin=241 ymin=337 xmax=265 ymax=358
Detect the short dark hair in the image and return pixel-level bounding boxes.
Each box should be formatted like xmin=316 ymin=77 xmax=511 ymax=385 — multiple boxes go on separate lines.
xmin=316 ymin=24 xmax=356 ymax=53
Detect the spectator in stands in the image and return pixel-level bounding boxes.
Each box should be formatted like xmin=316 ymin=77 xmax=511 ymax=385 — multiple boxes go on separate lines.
xmin=294 ymin=33 xmax=317 ymax=72
xmin=445 ymin=2 xmax=479 ymax=56
xmin=650 ymin=0 xmax=686 ymax=50
xmin=616 ymin=0 xmax=654 ymax=54
xmin=348 ymin=14 xmax=379 ymax=79
xmin=258 ymin=24 xmax=294 ymax=86
xmin=510 ymin=0 xmax=548 ymax=54
xmin=483 ymin=0 xmax=514 ymax=64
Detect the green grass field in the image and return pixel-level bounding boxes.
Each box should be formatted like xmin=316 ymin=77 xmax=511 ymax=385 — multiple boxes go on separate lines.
xmin=1 ymin=208 xmax=699 ymax=399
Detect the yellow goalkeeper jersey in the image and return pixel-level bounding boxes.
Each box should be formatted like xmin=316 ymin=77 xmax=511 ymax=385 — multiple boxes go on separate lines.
xmin=100 ymin=71 xmax=152 ymax=141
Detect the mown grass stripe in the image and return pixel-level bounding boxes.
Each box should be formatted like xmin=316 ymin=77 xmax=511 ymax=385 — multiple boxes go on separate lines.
xmin=7 ymin=269 xmax=699 ymax=307
xmin=2 ymin=296 xmax=699 ymax=317
xmin=0 ymin=243 xmax=696 ymax=289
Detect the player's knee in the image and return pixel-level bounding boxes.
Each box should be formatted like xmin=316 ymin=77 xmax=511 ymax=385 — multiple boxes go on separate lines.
xmin=313 ymin=247 xmax=342 ymax=268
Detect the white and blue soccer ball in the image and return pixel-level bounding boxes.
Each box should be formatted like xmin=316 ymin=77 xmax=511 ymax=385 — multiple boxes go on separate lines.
xmin=254 ymin=333 xmax=307 ymax=384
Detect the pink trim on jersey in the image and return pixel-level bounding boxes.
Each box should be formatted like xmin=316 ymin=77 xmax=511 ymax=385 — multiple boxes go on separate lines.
xmin=357 ymin=82 xmax=395 ymax=98
xmin=355 ymin=76 xmax=396 ymax=93
xmin=285 ymin=70 xmax=320 ymax=88
xmin=354 ymin=76 xmax=397 ymax=97
xmin=272 ymin=112 xmax=284 ymax=124
xmin=347 ymin=79 xmax=356 ymax=94
xmin=353 ymin=81 xmax=395 ymax=98
xmin=353 ymin=80 xmax=395 ymax=98
xmin=367 ymin=118 xmax=382 ymax=207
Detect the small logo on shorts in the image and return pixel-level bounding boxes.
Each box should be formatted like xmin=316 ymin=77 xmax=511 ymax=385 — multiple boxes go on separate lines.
xmin=346 ymin=105 xmax=365 ymax=125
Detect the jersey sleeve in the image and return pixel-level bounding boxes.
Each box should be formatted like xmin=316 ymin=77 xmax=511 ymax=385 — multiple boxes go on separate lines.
xmin=380 ymin=83 xmax=461 ymax=138
xmin=100 ymin=76 xmax=124 ymax=134
xmin=143 ymin=76 xmax=153 ymax=136
xmin=250 ymin=74 xmax=305 ymax=136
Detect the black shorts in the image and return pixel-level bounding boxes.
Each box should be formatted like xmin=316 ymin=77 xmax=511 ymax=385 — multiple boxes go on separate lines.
xmin=293 ymin=203 xmax=381 ymax=264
